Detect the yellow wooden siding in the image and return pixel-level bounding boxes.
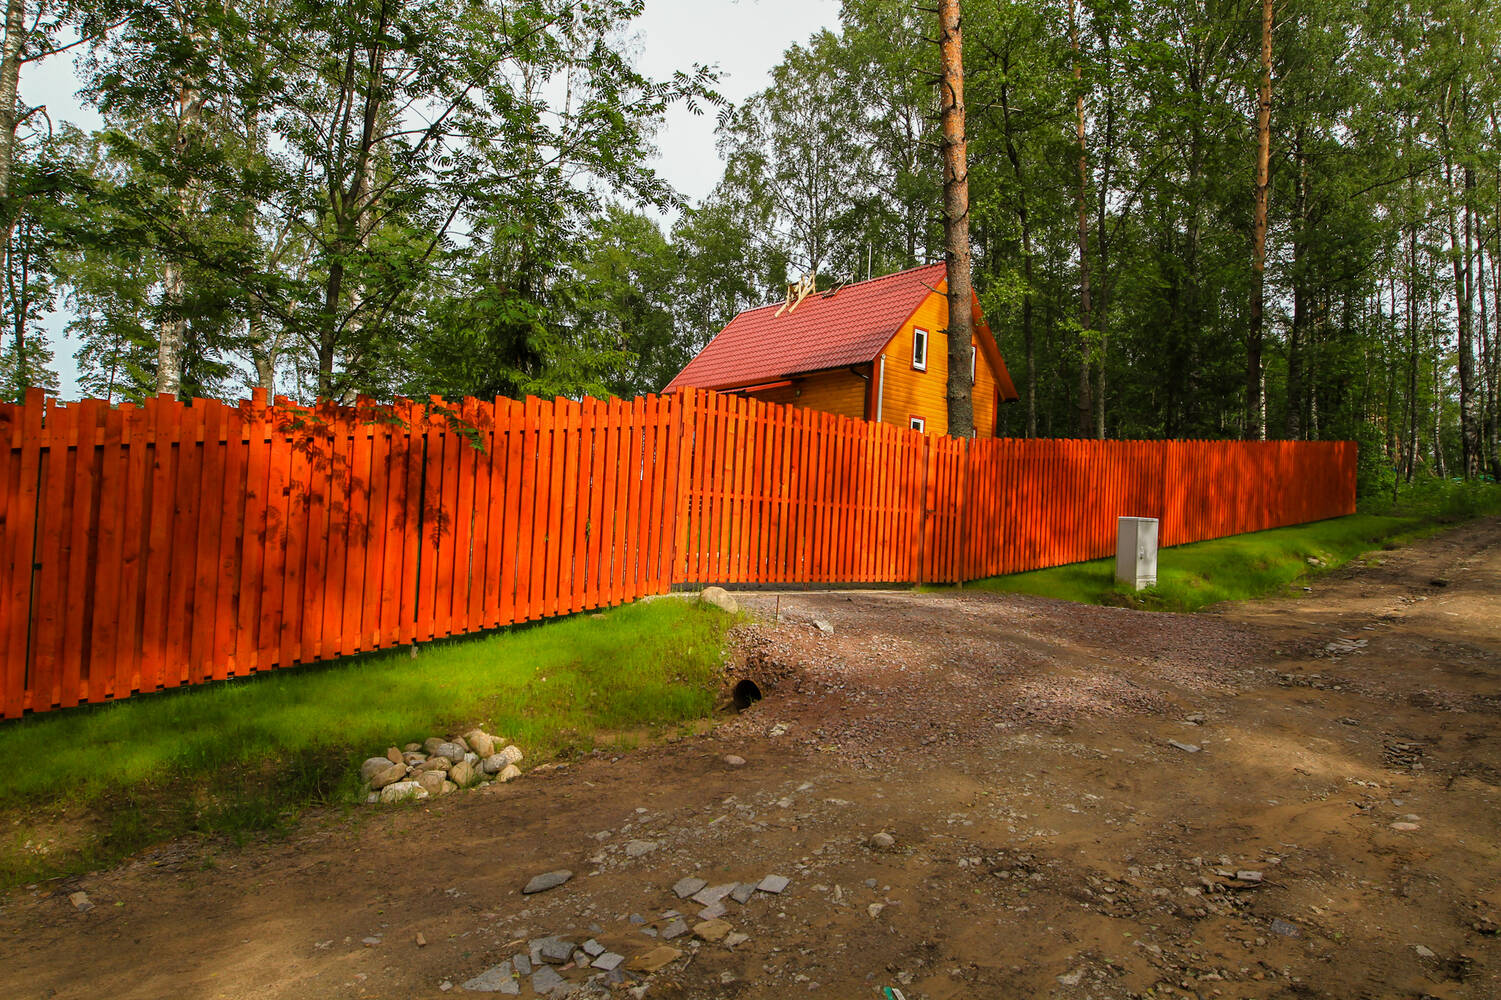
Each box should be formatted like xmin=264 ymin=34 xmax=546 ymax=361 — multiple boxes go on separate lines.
xmin=745 ymin=368 xmax=869 ymax=420
xmin=876 ymin=291 xmax=1001 ymax=438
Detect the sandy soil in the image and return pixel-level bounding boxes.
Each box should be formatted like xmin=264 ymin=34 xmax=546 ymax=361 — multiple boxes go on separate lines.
xmin=2 ymin=518 xmax=1499 ymax=1000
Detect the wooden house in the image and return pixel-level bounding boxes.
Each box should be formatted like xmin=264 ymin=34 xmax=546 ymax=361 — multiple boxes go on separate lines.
xmin=664 ymin=263 xmax=1019 ymax=436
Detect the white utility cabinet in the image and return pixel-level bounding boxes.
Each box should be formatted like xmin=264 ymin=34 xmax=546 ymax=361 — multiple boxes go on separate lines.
xmin=1115 ymin=516 xmax=1159 ymax=590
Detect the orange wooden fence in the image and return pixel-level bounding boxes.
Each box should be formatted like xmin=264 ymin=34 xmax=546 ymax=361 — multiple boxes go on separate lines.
xmin=0 ymin=387 xmax=1355 ymax=718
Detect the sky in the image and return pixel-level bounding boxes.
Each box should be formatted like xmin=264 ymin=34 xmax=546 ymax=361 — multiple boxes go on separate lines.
xmin=29 ymin=0 xmax=842 ymax=399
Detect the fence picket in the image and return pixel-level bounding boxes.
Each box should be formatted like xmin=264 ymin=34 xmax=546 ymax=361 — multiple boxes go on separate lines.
xmin=0 ymin=388 xmax=1358 ymax=718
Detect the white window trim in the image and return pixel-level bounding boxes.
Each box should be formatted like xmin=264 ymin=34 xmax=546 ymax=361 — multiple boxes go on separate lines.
xmin=912 ymin=327 xmax=928 ymax=371
xmin=909 ymin=415 xmax=926 ymax=432
xmin=970 ymin=343 xmax=977 ymax=383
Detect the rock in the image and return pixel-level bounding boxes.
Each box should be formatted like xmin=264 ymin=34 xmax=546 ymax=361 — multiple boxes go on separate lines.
xmin=1269 ymin=918 xmax=1301 ymax=938
xmin=869 ymin=832 xmax=896 ymax=850
xmin=1057 ymin=968 xmax=1085 ymax=987
xmin=453 ymin=735 xmax=471 ymax=753
xmin=1236 ymin=870 xmax=1264 ymax=883
xmin=1168 ymin=740 xmax=1201 ymax=754
xmin=531 ymin=966 xmax=566 ymax=993
xmin=379 ymin=780 xmax=428 ymax=804
xmin=699 ymin=586 xmax=738 ymax=614
xmin=416 ymin=933 xmax=427 ymax=947
xmin=673 ymin=877 xmax=707 ymax=899
xmin=361 ymin=757 xmax=396 ymax=783
xmin=469 ymin=731 xmax=496 ymax=759
xmin=362 ymin=936 xmax=381 ymax=946
xmin=1184 ymin=713 xmax=1206 ymax=725
xmin=68 ymin=891 xmax=93 ymax=912
xmin=461 ymin=962 xmax=518 ymax=994
xmin=449 ymin=760 xmax=478 ymax=788
xmin=1391 ymin=821 xmax=1420 ymax=832
xmin=404 ymin=742 xmax=422 ymax=752
xmin=624 ymin=839 xmax=657 ymax=858
xmin=691 ymin=883 xmax=737 ymax=906
xmin=628 ymin=946 xmax=683 ymax=973
xmin=481 ymin=753 xmax=510 ymax=775
xmin=694 ymin=919 xmax=733 ymax=942
xmin=434 ymin=741 xmax=466 ymax=763
xmin=730 ymin=883 xmax=756 ymax=904
xmin=498 ymin=764 xmax=522 ymax=783
xmin=867 ymin=903 xmax=885 ymax=919
xmin=582 ymin=939 xmax=605 ymax=957
xmin=403 ymin=752 xmax=428 ymax=765
xmin=416 ymin=770 xmax=446 ymax=796
xmin=498 ymin=744 xmax=524 ymax=766
xmin=416 ymin=756 xmax=452 ymax=773
xmin=424 ymin=737 xmax=446 ymax=755
xmin=698 ymin=903 xmax=727 ymax=920
xmin=724 ymin=932 xmax=749 ymax=948
xmin=385 ymin=746 xmax=403 ymax=764
xmin=463 ymin=752 xmax=480 ymax=766
xmin=535 ymin=936 xmax=575 ymax=964
xmin=1413 ymin=944 xmax=1436 ymax=958
xmin=442 ymin=780 xmax=458 ymax=794
xmin=592 ymin=952 xmax=625 ymax=971
xmin=661 ymin=919 xmax=689 ymax=940
xmin=811 ymin=618 xmax=834 ymax=635
xmin=523 ymin=870 xmax=573 ymax=895
xmin=757 ymin=874 xmax=790 ymax=894
xmin=724 ymin=755 xmax=747 ymax=767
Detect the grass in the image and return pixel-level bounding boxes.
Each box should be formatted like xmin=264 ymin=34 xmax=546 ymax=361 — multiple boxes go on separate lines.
xmin=0 ymin=598 xmax=734 ymax=889
xmin=951 ymin=478 xmax=1501 ymax=613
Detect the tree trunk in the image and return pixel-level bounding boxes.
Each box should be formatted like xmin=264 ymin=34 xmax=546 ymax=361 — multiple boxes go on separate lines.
xmin=1286 ymin=137 xmax=1307 ymax=439
xmin=1246 ymin=0 xmax=1272 ymax=441
xmin=937 ymin=0 xmax=973 ymax=438
xmin=0 ymin=0 xmax=24 ymax=206
xmin=1069 ymin=0 xmax=1092 ymax=436
xmin=997 ymin=68 xmax=1035 ymax=438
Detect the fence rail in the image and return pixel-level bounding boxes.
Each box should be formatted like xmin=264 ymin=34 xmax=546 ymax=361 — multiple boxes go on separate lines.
xmin=0 ymin=386 xmax=1355 ymax=719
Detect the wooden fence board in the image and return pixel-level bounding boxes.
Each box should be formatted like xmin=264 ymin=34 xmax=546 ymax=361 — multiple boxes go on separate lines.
xmin=0 ymin=389 xmax=1358 ymax=718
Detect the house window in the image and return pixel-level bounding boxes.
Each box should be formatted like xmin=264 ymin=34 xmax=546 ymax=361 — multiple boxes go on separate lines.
xmin=912 ymin=328 xmax=928 ymax=371
xmin=909 ymin=416 xmax=926 ymax=432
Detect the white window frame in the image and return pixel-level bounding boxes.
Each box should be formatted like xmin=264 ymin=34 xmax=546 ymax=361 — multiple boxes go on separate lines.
xmin=911 ymin=327 xmax=928 ymax=371
xmin=909 ymin=415 xmax=926 ymax=433
xmin=971 ymin=343 xmax=977 ymax=383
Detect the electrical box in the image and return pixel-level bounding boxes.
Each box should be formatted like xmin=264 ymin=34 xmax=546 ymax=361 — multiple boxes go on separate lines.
xmin=1116 ymin=516 xmax=1159 ymax=591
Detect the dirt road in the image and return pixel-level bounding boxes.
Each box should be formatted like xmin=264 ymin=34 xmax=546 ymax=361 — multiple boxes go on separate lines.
xmin=3 ymin=518 xmax=1499 ymax=1000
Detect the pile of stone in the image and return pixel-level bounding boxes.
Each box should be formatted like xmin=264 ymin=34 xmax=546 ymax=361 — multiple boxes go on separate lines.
xmin=454 ymin=869 xmax=790 ymax=994
xmin=360 ymin=729 xmax=522 ymax=804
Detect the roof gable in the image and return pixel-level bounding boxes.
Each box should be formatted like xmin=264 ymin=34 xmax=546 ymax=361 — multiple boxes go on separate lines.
xmin=665 ymin=263 xmax=946 ymax=391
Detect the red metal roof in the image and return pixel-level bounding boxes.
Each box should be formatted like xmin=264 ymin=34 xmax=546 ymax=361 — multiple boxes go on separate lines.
xmin=665 ymin=263 xmax=947 ymax=391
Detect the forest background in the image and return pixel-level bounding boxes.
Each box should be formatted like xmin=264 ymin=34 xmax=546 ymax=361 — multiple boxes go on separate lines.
xmin=1 ymin=0 xmax=1497 ymax=498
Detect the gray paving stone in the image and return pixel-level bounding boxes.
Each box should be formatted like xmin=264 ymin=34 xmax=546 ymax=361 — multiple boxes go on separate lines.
xmin=757 ymin=874 xmax=790 ymax=894
xmin=661 ymin=918 xmax=689 ymax=940
xmin=592 ymin=952 xmax=625 ymax=972
xmin=523 ymin=870 xmax=573 ymax=894
xmin=690 ymin=883 xmax=737 ymax=906
xmin=730 ymin=883 xmax=756 ymax=904
xmin=460 ymin=962 xmax=518 ymax=994
xmin=672 ymin=877 xmax=707 ymax=899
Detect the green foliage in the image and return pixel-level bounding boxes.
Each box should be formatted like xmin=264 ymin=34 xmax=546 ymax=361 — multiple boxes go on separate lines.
xmin=0 ymin=598 xmax=735 ymax=887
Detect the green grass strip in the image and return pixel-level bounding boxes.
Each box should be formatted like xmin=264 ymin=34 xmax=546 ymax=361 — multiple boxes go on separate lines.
xmin=948 ymin=479 xmax=1501 ymax=613
xmin=0 ymin=598 xmax=732 ymax=888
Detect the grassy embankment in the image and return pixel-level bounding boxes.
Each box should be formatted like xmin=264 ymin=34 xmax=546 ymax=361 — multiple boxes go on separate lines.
xmin=953 ymin=479 xmax=1501 ymax=613
xmin=0 ymin=598 xmax=733 ymax=889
